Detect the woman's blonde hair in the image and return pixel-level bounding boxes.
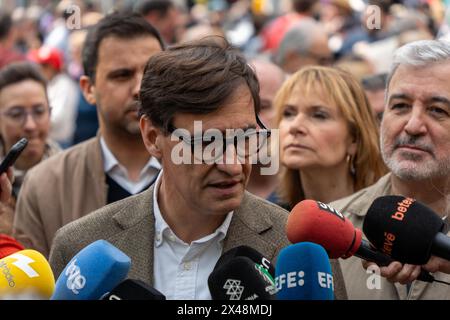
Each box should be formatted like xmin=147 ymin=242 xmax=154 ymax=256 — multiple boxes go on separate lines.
xmin=274 ymin=66 xmax=387 ymax=207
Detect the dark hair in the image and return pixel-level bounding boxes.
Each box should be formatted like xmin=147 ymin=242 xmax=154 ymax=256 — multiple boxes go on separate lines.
xmin=292 ymin=0 xmax=318 ymax=13
xmin=0 ymin=62 xmax=47 ymax=94
xmin=82 ymin=12 xmax=165 ymax=81
xmin=139 ymin=37 xmax=260 ymax=133
xmin=0 ymin=11 xmax=12 ymax=40
xmin=135 ymin=0 xmax=174 ymax=17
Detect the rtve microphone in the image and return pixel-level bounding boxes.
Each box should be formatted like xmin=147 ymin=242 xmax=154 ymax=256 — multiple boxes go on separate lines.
xmin=0 ymin=234 xmax=25 ymax=259
xmin=275 ymin=242 xmax=334 ymax=300
xmin=208 ymin=256 xmax=276 ymax=300
xmin=0 ymin=249 xmax=55 ymax=299
xmin=51 ymin=240 xmax=131 ymax=300
xmin=101 ymin=279 xmax=166 ymax=300
xmin=215 ymin=246 xmax=275 ymax=278
xmin=287 ymin=199 xmax=435 ymax=283
xmin=363 ymin=195 xmax=450 ymax=265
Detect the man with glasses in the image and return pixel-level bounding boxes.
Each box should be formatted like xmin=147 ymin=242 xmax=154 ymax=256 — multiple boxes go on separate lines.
xmin=49 ymin=37 xmax=348 ymax=300
xmin=0 ymin=62 xmax=60 ymax=235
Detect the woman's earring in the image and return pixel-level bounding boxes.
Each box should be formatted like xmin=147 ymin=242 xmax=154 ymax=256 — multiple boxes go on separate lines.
xmin=347 ymin=154 xmax=356 ymax=176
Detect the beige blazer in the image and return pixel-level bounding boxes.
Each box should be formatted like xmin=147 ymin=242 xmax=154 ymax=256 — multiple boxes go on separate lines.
xmin=13 ymin=136 xmax=108 ymax=257
xmin=49 ymin=186 xmax=348 ymax=300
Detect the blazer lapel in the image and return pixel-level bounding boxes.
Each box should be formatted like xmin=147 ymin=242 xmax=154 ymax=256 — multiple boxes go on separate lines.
xmin=223 ymin=192 xmax=278 ymax=260
xmin=110 ymin=185 xmax=156 ymax=286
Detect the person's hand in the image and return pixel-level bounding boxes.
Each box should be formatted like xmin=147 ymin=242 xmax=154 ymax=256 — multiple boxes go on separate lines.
xmin=0 ymin=167 xmax=14 ymax=205
xmin=362 ymin=260 xmax=422 ymax=285
xmin=422 ymin=256 xmax=450 ymax=275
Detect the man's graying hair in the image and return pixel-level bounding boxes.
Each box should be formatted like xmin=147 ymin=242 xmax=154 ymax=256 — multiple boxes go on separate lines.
xmin=139 ymin=36 xmax=260 ymax=133
xmin=386 ymin=39 xmax=450 ymax=99
xmin=275 ymin=18 xmax=322 ymax=66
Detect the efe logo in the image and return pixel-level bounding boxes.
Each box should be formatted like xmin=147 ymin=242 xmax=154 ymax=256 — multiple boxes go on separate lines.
xmin=275 ymin=271 xmax=305 ymax=291
xmin=275 ymin=271 xmax=333 ymax=291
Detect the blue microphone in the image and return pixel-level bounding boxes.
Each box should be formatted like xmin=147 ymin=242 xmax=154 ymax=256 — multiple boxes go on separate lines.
xmin=275 ymin=242 xmax=334 ymax=300
xmin=51 ymin=240 xmax=131 ymax=300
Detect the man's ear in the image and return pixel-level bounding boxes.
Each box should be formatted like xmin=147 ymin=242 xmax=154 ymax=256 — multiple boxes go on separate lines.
xmin=140 ymin=115 xmax=163 ymax=159
xmin=79 ymin=75 xmax=97 ymax=105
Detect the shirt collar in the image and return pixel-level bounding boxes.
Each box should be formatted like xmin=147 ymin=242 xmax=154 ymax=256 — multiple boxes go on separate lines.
xmin=153 ymin=170 xmax=233 ymax=247
xmin=100 ymin=136 xmax=161 ymax=174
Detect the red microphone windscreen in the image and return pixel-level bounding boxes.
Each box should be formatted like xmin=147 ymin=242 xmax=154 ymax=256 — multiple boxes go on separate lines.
xmin=286 ymin=200 xmax=361 ymax=259
xmin=0 ymin=234 xmax=25 ymax=259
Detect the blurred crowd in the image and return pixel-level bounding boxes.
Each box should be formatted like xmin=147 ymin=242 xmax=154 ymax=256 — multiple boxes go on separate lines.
xmin=0 ymin=0 xmax=449 ymax=148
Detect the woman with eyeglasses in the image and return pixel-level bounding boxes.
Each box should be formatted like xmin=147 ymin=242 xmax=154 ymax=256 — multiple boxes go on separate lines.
xmin=272 ymin=66 xmax=386 ymax=209
xmin=0 ymin=62 xmax=60 ymax=235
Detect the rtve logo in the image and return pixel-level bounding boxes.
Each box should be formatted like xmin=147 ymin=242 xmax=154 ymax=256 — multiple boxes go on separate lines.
xmin=65 ymin=259 xmax=86 ymax=294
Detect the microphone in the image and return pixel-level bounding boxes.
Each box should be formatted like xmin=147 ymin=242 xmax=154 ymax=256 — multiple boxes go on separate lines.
xmin=208 ymin=256 xmax=276 ymax=300
xmin=51 ymin=240 xmax=131 ymax=300
xmin=0 ymin=249 xmax=55 ymax=299
xmin=101 ymin=279 xmax=166 ymax=300
xmin=275 ymin=242 xmax=334 ymax=300
xmin=287 ymin=199 xmax=435 ymax=283
xmin=0 ymin=234 xmax=25 ymax=259
xmin=363 ymin=195 xmax=450 ymax=265
xmin=214 ymin=246 xmax=275 ymax=278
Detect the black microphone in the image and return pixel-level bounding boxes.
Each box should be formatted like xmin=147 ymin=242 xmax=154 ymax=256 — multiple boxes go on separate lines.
xmin=214 ymin=246 xmax=275 ymax=277
xmin=363 ymin=195 xmax=450 ymax=265
xmin=101 ymin=279 xmax=166 ymax=300
xmin=287 ymin=199 xmax=435 ymax=282
xmin=208 ymin=256 xmax=276 ymax=300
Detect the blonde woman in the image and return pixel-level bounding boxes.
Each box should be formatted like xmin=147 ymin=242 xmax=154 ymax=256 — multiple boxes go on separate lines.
xmin=273 ymin=66 xmax=386 ymax=208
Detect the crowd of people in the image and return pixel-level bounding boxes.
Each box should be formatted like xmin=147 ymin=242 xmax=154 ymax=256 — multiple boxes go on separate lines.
xmin=0 ymin=0 xmax=449 ymax=300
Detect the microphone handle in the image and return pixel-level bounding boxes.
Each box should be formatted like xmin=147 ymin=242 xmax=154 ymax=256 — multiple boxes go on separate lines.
xmin=432 ymin=232 xmax=450 ymax=261
xmin=355 ymin=239 xmax=435 ymax=283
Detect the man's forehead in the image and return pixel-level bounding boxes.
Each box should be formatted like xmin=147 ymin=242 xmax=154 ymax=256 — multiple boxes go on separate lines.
xmin=388 ymin=63 xmax=450 ymax=98
xmin=174 ymin=112 xmax=257 ymax=131
xmin=96 ymin=35 xmax=161 ymax=68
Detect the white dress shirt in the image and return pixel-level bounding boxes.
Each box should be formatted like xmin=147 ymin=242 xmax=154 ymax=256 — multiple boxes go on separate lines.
xmin=152 ymin=170 xmax=233 ymax=299
xmin=100 ymin=137 xmax=161 ymax=194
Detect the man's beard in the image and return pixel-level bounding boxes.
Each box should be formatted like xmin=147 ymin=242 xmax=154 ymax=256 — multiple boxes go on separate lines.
xmin=122 ymin=100 xmax=142 ymax=136
xmin=381 ymin=134 xmax=450 ymax=181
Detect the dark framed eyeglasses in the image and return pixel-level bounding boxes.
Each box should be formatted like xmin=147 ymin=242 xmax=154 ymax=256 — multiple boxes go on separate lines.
xmin=167 ymin=114 xmax=272 ymax=163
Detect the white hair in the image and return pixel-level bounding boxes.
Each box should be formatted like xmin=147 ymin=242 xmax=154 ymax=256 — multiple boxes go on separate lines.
xmin=386 ymin=39 xmax=450 ymax=94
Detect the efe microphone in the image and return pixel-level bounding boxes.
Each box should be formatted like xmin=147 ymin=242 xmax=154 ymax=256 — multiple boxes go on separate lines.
xmin=275 ymin=242 xmax=334 ymax=300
